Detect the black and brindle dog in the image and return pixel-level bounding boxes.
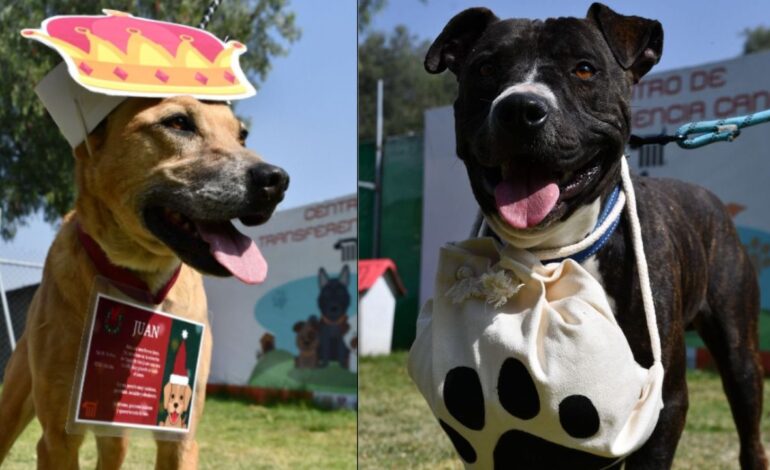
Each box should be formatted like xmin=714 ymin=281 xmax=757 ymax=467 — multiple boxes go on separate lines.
xmin=423 ymin=3 xmax=766 ymax=468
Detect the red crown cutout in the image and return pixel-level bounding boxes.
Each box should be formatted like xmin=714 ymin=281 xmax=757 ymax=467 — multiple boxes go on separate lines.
xmin=22 ymin=10 xmax=256 ymax=100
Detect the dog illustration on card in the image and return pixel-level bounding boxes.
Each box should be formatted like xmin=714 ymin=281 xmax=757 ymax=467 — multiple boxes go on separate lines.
xmin=159 ymin=330 xmax=192 ymax=428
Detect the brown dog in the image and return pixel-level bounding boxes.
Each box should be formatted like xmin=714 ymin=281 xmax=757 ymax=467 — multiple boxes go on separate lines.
xmin=0 ymin=96 xmax=288 ymax=468
xmin=159 ymin=383 xmax=193 ymax=429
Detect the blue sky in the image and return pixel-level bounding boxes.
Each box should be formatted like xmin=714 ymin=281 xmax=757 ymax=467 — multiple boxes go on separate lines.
xmin=0 ymin=0 xmax=356 ymax=263
xmin=241 ymin=0 xmax=356 ymax=208
xmin=369 ymin=0 xmax=770 ymax=73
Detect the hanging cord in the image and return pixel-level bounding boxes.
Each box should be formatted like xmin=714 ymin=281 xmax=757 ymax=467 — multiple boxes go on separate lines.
xmin=73 ymin=97 xmax=93 ymax=157
xmin=619 ymin=157 xmax=662 ymax=364
xmin=629 ymin=108 xmax=770 ymax=150
xmin=198 ymin=0 xmax=222 ymax=30
xmin=197 ymin=0 xmax=232 ymax=106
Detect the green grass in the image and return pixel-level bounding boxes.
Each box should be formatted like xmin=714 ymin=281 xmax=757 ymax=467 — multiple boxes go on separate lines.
xmin=359 ymin=351 xmax=770 ymax=470
xmin=2 ymin=391 xmax=356 ymax=469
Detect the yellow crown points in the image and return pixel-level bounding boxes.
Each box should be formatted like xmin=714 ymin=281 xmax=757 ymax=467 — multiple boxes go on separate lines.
xmin=21 ymin=10 xmax=256 ymax=100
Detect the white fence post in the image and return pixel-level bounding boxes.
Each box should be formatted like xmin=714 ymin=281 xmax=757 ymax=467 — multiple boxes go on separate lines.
xmin=0 ymin=258 xmax=45 ymax=352
xmin=0 ymin=269 xmax=14 ymax=351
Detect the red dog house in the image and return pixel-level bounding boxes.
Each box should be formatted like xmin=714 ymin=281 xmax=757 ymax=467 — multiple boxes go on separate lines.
xmin=358 ymin=259 xmax=406 ymax=355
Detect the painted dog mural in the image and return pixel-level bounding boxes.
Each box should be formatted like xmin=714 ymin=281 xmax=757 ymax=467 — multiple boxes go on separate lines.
xmin=317 ymin=265 xmax=351 ymax=367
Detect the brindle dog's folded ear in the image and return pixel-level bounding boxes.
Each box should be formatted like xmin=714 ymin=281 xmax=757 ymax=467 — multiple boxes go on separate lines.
xmin=587 ymin=3 xmax=663 ymax=83
xmin=425 ymin=7 xmax=499 ymax=75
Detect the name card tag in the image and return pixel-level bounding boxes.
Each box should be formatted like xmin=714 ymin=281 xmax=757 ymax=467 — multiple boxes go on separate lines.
xmin=71 ymin=293 xmax=204 ymax=434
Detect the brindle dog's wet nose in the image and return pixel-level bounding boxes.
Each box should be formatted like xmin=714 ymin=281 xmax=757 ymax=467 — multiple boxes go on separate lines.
xmin=249 ymin=163 xmax=289 ymax=202
xmin=494 ymin=92 xmax=549 ymax=131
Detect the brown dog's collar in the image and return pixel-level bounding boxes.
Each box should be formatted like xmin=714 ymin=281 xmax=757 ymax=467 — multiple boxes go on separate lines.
xmin=77 ymin=223 xmax=180 ymax=305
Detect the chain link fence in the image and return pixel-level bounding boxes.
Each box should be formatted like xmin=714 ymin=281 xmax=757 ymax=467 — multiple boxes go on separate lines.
xmin=0 ymin=258 xmax=43 ymax=382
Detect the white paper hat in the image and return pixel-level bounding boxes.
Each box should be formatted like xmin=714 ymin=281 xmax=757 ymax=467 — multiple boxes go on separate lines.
xmin=35 ymin=62 xmax=125 ymax=148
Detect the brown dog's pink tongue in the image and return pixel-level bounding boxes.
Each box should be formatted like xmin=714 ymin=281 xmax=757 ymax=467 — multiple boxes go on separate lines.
xmin=494 ymin=168 xmax=560 ymax=229
xmin=196 ymin=221 xmax=267 ymax=285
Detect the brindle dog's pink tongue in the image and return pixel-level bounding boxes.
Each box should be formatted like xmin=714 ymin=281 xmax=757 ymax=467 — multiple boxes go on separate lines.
xmin=196 ymin=222 xmax=267 ymax=284
xmin=494 ymin=168 xmax=560 ymax=229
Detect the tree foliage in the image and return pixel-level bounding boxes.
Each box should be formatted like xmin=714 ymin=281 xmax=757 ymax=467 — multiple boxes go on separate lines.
xmin=357 ymin=0 xmax=387 ymax=34
xmin=0 ymin=0 xmax=299 ymax=240
xmin=742 ymin=25 xmax=770 ymax=54
xmin=358 ymin=25 xmax=456 ymax=141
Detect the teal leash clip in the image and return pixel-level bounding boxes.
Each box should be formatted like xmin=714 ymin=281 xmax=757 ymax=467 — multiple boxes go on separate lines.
xmin=675 ymin=109 xmax=770 ymax=148
xmin=630 ymin=108 xmax=770 ymax=150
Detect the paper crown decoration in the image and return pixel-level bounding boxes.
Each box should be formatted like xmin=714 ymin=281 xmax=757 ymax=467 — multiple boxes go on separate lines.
xmin=22 ymin=10 xmax=256 ymax=100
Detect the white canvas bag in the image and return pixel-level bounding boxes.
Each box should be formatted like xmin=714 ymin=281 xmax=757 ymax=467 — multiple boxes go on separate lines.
xmin=408 ymin=158 xmax=664 ymax=468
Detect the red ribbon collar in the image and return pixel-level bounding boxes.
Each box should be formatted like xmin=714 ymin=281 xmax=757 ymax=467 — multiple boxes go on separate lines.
xmin=77 ymin=224 xmax=180 ymax=304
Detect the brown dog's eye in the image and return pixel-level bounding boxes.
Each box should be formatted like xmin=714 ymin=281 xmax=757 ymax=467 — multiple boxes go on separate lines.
xmin=574 ymin=62 xmax=596 ymax=80
xmin=479 ymin=62 xmax=495 ymax=77
xmin=239 ymin=127 xmax=249 ymax=145
xmin=162 ymin=114 xmax=196 ymax=133
xmin=171 ymin=394 xmax=175 ymax=399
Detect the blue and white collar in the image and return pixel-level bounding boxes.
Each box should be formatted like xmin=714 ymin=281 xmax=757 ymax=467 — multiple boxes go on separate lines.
xmin=538 ymin=185 xmax=623 ymax=264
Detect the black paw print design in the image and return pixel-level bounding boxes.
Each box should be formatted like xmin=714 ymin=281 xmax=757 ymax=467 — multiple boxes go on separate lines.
xmin=439 ymin=358 xmax=618 ymax=469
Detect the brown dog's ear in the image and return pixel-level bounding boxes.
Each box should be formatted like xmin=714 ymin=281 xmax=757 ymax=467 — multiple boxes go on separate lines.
xmin=587 ymin=3 xmax=663 ymax=83
xmin=293 ymin=321 xmax=304 ymax=332
xmin=73 ymin=142 xmax=89 ymax=160
xmin=425 ymin=7 xmax=499 ymax=75
xmin=72 ymin=118 xmax=108 ymax=160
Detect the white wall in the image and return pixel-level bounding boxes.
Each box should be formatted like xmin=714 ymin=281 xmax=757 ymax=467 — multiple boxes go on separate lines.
xmin=419 ymin=106 xmax=479 ymax=308
xmin=205 ymin=194 xmax=357 ymax=384
xmin=626 ymin=49 xmax=770 ymax=234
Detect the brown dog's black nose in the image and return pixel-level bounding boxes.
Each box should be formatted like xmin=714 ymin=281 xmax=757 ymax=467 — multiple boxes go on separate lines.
xmin=494 ymin=93 xmax=549 ymax=130
xmin=249 ymin=163 xmax=289 ymax=201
